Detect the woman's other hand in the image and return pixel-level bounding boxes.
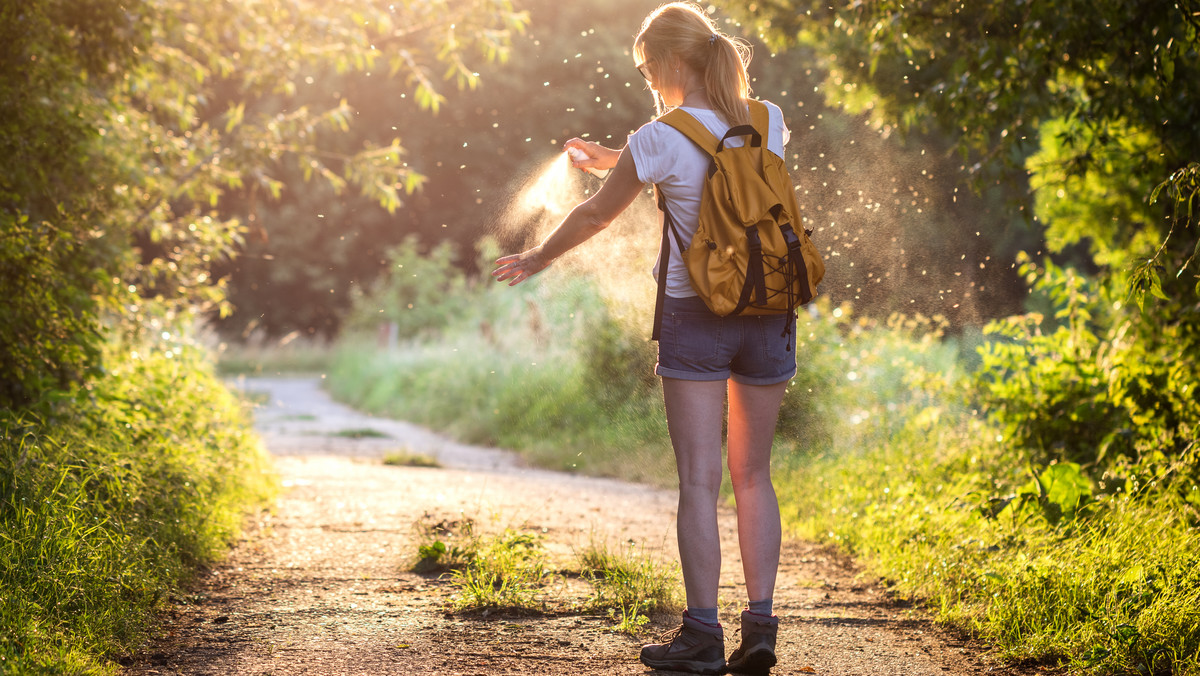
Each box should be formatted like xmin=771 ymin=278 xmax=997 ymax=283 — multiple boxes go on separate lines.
xmin=492 ymin=249 xmax=550 ymax=286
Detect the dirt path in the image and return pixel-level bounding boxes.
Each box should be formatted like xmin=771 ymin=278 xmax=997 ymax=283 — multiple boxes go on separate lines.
xmin=125 ymin=376 xmax=1034 ymax=675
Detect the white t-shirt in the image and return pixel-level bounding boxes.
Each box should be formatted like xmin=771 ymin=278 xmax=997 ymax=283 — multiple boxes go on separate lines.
xmin=627 ymin=100 xmax=791 ymax=298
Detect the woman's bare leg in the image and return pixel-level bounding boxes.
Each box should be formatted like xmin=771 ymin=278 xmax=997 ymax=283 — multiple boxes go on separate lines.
xmin=661 ymin=377 xmax=728 ymax=610
xmin=726 ymin=379 xmax=787 ymax=603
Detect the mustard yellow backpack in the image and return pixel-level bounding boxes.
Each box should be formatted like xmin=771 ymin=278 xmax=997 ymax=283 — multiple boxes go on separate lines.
xmin=651 ymin=100 xmax=825 ymax=345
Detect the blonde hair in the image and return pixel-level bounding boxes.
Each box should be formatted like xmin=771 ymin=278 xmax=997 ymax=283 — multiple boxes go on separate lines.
xmin=634 ymin=2 xmax=753 ymax=126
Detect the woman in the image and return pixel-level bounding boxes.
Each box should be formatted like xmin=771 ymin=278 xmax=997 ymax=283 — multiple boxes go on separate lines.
xmin=493 ymin=3 xmax=791 ymax=674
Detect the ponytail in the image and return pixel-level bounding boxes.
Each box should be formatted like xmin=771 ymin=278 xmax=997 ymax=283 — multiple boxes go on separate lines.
xmin=705 ymin=32 xmax=753 ymax=127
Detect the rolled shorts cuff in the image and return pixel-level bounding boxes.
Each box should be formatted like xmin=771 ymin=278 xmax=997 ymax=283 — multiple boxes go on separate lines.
xmin=653 ymin=363 xmax=795 ymax=385
xmin=654 ymin=363 xmax=729 ymax=382
xmin=731 ymin=367 xmax=797 ymax=386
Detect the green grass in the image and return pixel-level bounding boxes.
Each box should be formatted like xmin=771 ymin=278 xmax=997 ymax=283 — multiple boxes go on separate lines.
xmin=328 ymin=271 xmax=674 ymax=485
xmin=577 ymin=539 xmax=682 ymax=633
xmin=409 ymin=515 xmax=552 ymax=612
xmin=449 ymin=529 xmax=552 ymax=613
xmin=382 ymin=449 xmax=441 ymax=468
xmin=213 ymin=333 xmax=335 ymax=376
xmin=330 ymin=427 xmax=391 ymax=439
xmin=778 ymin=414 xmax=1200 ymax=675
xmin=0 ymin=340 xmax=276 ymax=674
xmin=412 ymin=517 xmax=480 ymax=574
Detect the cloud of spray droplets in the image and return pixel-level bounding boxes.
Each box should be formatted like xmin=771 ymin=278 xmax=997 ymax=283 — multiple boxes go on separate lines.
xmin=488 ymin=151 xmax=663 ymax=325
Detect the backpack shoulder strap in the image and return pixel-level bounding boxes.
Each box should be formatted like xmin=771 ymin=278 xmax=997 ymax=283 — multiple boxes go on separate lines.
xmin=658 ymin=109 xmax=720 ymax=158
xmin=748 ymin=99 xmax=770 ymax=137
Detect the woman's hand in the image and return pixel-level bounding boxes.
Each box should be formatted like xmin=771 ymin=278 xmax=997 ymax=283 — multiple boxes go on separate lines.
xmin=492 ymin=248 xmax=550 ymax=286
xmin=564 ymin=138 xmax=620 ymax=172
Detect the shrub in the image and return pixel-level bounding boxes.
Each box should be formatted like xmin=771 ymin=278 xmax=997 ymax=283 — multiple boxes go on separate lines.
xmin=0 ymin=341 xmax=275 ymax=672
xmin=974 ymin=254 xmax=1200 ymax=482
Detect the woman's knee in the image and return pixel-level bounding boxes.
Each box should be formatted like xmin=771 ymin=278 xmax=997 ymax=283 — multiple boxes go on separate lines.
xmin=728 ymin=464 xmax=773 ymax=494
xmin=677 ymin=471 xmax=722 ymax=500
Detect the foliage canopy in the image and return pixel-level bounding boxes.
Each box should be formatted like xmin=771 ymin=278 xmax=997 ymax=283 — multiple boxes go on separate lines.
xmin=729 ymin=0 xmax=1200 ymax=298
xmin=0 ymin=0 xmax=527 ymax=408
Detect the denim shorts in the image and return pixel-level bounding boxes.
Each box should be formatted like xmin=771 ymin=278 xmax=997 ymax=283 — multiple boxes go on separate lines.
xmin=655 ymin=295 xmax=797 ymax=385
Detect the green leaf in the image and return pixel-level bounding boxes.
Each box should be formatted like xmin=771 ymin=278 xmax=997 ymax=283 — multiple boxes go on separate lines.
xmin=224 ymin=102 xmax=245 ymax=133
xmin=1150 ymin=277 xmax=1170 ymax=301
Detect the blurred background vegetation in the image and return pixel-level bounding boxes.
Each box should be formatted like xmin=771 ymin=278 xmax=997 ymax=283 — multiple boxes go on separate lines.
xmin=2 ymin=0 xmax=1197 ymax=673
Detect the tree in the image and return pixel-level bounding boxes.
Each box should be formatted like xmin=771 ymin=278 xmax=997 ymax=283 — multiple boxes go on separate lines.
xmin=1 ymin=0 xmax=144 ymax=407
xmin=216 ymin=0 xmax=1044 ymax=340
xmin=0 ymin=0 xmax=527 ymax=408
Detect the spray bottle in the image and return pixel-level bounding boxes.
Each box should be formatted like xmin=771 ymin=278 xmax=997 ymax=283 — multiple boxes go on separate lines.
xmin=567 ymin=147 xmax=610 ymax=179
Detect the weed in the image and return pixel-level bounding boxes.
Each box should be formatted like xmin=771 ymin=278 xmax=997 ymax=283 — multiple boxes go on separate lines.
xmin=412 ymin=517 xmax=479 ymax=573
xmin=331 ymin=427 xmax=390 ymax=439
xmin=382 ymin=449 xmax=441 ymax=468
xmin=412 ymin=517 xmax=554 ymax=615
xmin=449 ymin=530 xmax=552 ymax=614
xmin=412 ymin=518 xmax=680 ymax=628
xmin=578 ymin=539 xmax=681 ymax=633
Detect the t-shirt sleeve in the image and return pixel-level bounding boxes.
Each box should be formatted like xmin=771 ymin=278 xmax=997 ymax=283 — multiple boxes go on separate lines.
xmin=766 ymin=100 xmax=790 ymax=154
xmin=628 ymin=121 xmax=682 ymax=186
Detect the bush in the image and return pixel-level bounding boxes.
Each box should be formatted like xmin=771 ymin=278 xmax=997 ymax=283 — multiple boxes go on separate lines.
xmin=780 ymin=405 xmax=1200 ymax=674
xmin=343 ymin=236 xmax=471 ymax=341
xmin=974 ymin=254 xmax=1200 ymax=482
xmin=0 ymin=341 xmax=275 ymax=672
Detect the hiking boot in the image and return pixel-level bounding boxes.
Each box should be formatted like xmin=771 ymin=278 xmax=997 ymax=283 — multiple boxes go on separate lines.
xmin=639 ymin=611 xmax=726 ymax=674
xmin=726 ymin=609 xmax=779 ymax=674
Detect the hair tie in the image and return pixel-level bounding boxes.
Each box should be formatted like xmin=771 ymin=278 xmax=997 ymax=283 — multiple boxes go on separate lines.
xmin=709 ymin=33 xmax=718 ymax=46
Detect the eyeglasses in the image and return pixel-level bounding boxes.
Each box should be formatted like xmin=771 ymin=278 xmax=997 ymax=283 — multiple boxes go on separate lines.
xmin=635 ymin=61 xmax=651 ymax=81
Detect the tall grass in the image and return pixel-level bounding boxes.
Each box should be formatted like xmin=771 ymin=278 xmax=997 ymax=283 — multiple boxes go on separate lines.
xmin=326 ymin=240 xmax=1199 ymax=674
xmin=0 ymin=340 xmax=275 ymax=673
xmin=210 ymin=330 xmax=336 ymax=376
xmin=329 ymin=257 xmax=673 ymax=483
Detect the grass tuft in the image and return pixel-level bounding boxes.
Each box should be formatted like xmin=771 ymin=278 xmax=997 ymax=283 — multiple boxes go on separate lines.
xmin=577 ymin=539 xmax=682 ymax=633
xmin=450 ymin=530 xmax=552 ymax=614
xmin=382 ymin=449 xmax=441 ymax=468
xmin=411 ymin=517 xmax=479 ymax=574
xmin=330 ymin=427 xmax=390 ymax=439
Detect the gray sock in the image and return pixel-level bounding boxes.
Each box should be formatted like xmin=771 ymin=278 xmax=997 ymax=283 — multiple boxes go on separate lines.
xmin=687 ymin=606 xmax=720 ymax=625
xmin=747 ymin=599 xmax=773 ymax=617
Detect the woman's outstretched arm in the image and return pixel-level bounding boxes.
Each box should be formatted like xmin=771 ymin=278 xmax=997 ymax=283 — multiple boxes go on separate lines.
xmin=492 ymin=147 xmax=643 ymax=286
